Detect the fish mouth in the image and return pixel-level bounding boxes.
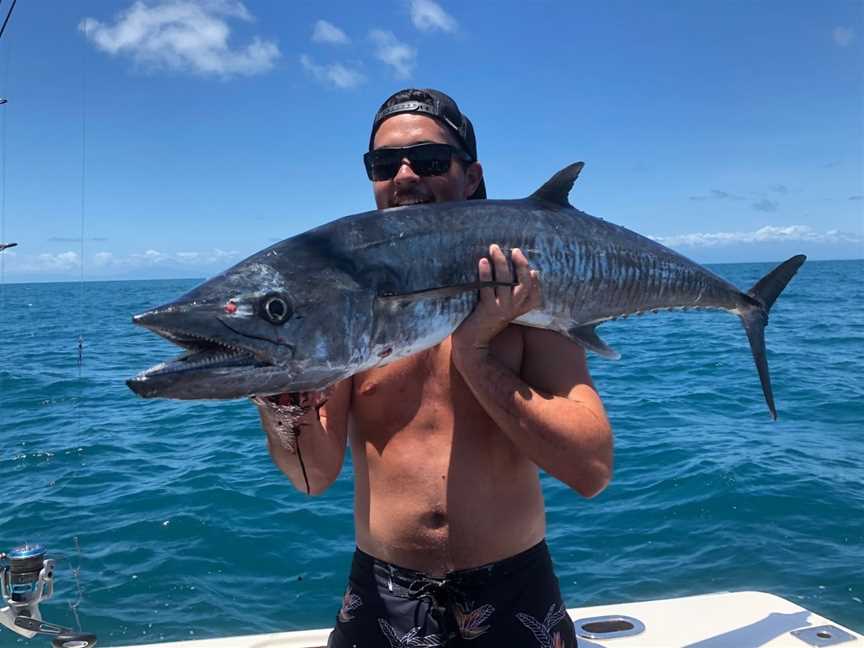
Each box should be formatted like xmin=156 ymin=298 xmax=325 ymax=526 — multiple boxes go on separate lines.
xmin=151 ymin=338 xmax=260 ymax=374
xmin=126 ymin=321 xmax=274 ymax=393
xmin=130 ymin=332 xmax=266 ymax=380
xmin=126 ymin=341 xmax=274 ymax=401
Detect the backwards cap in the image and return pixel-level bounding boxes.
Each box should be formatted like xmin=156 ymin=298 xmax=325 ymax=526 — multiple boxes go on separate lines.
xmin=369 ymin=88 xmax=486 ymax=200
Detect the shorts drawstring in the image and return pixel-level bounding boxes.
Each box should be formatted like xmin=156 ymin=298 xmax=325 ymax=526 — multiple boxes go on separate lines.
xmin=406 ymin=575 xmax=465 ymax=640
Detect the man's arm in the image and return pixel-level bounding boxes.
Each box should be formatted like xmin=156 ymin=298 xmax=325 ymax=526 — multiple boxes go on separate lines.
xmin=256 ymin=378 xmax=352 ymax=496
xmin=450 ymin=245 xmax=613 ymax=497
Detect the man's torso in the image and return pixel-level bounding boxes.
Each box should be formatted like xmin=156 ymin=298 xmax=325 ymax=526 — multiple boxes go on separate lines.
xmin=347 ymin=325 xmax=546 ymax=576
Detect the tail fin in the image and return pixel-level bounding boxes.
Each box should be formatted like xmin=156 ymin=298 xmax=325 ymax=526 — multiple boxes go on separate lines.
xmin=739 ymin=254 xmax=806 ymax=420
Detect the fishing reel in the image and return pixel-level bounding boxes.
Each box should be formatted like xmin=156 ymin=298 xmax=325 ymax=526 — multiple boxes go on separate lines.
xmin=1 ymin=544 xmax=97 ymax=648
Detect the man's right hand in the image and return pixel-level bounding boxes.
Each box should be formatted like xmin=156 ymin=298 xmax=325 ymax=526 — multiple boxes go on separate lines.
xmin=252 ymin=388 xmax=333 ymax=452
xmin=254 ymin=380 xmax=351 ymax=496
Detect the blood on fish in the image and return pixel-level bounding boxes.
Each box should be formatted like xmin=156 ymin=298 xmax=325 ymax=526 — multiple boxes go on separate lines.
xmin=224 ymin=301 xmax=237 ymax=314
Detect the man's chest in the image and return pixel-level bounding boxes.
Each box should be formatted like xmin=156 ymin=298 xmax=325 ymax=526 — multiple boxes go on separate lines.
xmin=350 ymin=328 xmax=524 ymax=434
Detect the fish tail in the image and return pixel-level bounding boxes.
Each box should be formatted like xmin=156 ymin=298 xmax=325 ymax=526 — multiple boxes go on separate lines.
xmin=738 ymin=254 xmax=806 ymax=420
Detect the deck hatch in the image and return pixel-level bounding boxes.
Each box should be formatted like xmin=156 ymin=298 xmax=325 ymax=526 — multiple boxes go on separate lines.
xmin=573 ymin=614 xmax=645 ymax=639
xmin=791 ymin=625 xmax=857 ymax=646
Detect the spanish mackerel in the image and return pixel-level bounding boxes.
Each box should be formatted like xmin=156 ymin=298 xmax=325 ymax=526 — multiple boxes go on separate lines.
xmin=127 ymin=163 xmax=805 ymax=418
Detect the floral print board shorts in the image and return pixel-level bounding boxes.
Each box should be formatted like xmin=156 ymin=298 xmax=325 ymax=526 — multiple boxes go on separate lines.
xmin=327 ymin=540 xmax=578 ymax=648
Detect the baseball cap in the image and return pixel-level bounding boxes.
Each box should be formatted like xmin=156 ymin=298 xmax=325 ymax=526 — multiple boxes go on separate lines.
xmin=369 ymin=88 xmax=486 ymax=200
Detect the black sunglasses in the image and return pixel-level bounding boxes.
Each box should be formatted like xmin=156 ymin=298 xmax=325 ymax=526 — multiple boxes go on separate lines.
xmin=363 ymin=142 xmax=473 ymax=181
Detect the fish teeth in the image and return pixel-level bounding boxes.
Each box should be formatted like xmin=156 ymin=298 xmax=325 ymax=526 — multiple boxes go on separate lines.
xmin=167 ymin=327 xmax=248 ymax=355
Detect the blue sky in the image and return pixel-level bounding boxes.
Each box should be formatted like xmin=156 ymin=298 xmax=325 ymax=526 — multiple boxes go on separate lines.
xmin=0 ymin=0 xmax=861 ymax=282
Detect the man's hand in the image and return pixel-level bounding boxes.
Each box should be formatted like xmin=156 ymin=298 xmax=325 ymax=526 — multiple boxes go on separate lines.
xmin=452 ymin=244 xmax=542 ymax=354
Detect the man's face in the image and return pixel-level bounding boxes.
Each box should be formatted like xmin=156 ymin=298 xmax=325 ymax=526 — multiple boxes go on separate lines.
xmin=371 ymin=114 xmax=483 ymax=209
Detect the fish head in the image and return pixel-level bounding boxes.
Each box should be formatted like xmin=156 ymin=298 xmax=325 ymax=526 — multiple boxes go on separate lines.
xmin=127 ymin=258 xmax=375 ymax=400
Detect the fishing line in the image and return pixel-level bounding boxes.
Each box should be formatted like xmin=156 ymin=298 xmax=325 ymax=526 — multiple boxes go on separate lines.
xmin=68 ymin=537 xmax=84 ymax=632
xmin=0 ymin=0 xmax=13 ymax=335
xmin=0 ymin=0 xmax=11 ymax=337
xmin=69 ymin=18 xmax=89 ymax=634
xmin=0 ymin=0 xmax=17 ymax=323
xmin=78 ymin=17 xmax=88 ymax=370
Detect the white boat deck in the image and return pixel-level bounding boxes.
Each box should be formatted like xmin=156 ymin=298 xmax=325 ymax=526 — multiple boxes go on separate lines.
xmin=118 ymin=590 xmax=863 ymax=647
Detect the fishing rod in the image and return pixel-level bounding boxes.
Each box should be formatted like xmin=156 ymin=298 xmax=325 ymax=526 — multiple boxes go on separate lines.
xmin=0 ymin=0 xmax=18 ymax=43
xmin=1 ymin=544 xmax=97 ymax=647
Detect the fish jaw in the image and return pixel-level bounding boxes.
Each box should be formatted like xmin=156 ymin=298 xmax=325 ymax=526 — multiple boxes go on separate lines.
xmin=126 ymin=361 xmax=342 ymax=400
xmin=128 ymin=364 xmax=285 ymax=400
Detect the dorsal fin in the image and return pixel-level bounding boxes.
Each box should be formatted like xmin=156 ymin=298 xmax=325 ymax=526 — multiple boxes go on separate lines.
xmin=529 ymin=162 xmax=585 ymax=206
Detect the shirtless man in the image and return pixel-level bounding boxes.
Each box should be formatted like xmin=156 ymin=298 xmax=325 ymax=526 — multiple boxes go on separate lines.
xmin=256 ymin=89 xmax=613 ymax=648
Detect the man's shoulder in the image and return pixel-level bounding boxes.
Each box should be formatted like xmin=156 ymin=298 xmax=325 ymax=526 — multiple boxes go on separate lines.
xmin=519 ymin=324 xmax=583 ymax=349
xmin=520 ymin=325 xmax=593 ymax=396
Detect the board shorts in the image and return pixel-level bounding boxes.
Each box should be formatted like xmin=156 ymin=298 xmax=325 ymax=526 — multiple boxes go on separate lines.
xmin=327 ymin=540 xmax=578 ymax=647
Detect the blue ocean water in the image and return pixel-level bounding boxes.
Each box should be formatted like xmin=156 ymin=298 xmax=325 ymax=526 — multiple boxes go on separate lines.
xmin=0 ymin=259 xmax=862 ymax=646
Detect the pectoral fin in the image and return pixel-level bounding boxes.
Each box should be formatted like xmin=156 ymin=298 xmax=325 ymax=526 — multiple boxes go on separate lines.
xmin=377 ymin=281 xmax=516 ymax=302
xmin=565 ymin=324 xmax=620 ymax=359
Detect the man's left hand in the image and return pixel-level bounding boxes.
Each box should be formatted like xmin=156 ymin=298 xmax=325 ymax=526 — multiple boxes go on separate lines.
xmin=452 ymin=243 xmax=542 ymax=353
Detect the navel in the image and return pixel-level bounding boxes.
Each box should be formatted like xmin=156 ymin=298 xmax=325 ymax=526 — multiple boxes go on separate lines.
xmin=426 ymin=510 xmax=448 ymax=529
xmin=420 ymin=503 xmax=448 ymax=530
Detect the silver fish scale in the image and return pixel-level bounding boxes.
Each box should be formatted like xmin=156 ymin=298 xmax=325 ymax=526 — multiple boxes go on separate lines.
xmin=350 ymin=200 xmax=743 ymax=338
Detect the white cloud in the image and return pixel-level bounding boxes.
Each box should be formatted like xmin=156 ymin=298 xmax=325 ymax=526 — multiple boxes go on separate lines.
xmin=211 ymin=248 xmax=237 ymax=260
xmin=93 ymin=251 xmax=115 ymax=266
xmin=833 ymin=26 xmax=855 ymax=47
xmin=409 ymin=0 xmax=457 ymax=33
xmin=4 ymin=247 xmax=243 ymax=279
xmin=300 ymin=54 xmax=365 ymax=89
xmin=79 ymin=0 xmax=280 ymax=77
xmin=312 ymin=19 xmax=349 ymax=45
xmin=128 ymin=248 xmax=239 ymax=265
xmin=369 ymin=29 xmax=416 ymax=78
xmin=46 ymin=251 xmax=81 ymax=270
xmin=9 ymin=251 xmax=81 ymax=273
xmin=25 ymin=248 xmax=238 ymax=272
xmin=650 ymin=225 xmax=863 ymax=248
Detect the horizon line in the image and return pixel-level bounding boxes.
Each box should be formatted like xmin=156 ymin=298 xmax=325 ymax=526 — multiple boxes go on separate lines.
xmin=0 ymin=257 xmax=861 ymax=286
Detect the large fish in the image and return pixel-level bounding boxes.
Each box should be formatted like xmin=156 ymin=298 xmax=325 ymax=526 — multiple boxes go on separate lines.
xmin=127 ymin=163 xmax=805 ymax=418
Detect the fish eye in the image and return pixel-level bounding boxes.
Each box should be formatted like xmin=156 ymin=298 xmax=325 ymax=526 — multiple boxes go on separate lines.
xmin=260 ymin=294 xmax=292 ymax=325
